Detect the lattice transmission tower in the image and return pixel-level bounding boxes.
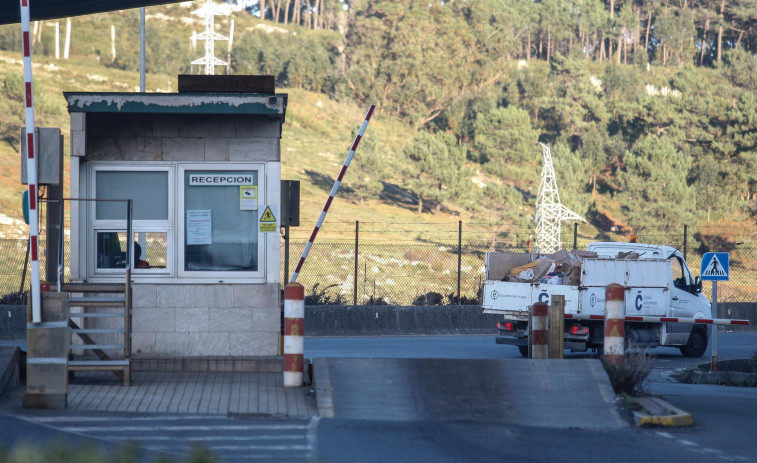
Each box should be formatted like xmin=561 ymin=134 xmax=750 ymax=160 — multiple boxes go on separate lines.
xmin=191 ymin=0 xmax=230 ymax=75
xmin=534 ymin=143 xmax=585 ymax=253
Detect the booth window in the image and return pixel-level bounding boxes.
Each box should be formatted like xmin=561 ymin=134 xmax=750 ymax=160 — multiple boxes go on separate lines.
xmin=183 ymin=170 xmax=259 ymax=272
xmin=92 ymin=167 xmax=171 ymax=274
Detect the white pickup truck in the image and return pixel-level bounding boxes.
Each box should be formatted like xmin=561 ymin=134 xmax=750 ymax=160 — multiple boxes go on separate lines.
xmin=482 ymin=242 xmax=712 ymax=357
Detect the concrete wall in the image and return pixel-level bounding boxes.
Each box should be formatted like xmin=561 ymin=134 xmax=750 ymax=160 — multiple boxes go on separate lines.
xmin=73 ymin=113 xmax=281 ymax=162
xmin=719 ymin=303 xmax=757 ymax=331
xmin=131 ymin=283 xmax=280 ymax=357
xmin=305 ymin=305 xmax=504 ymax=336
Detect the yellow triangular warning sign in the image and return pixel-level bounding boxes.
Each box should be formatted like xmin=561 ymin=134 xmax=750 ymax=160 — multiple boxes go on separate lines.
xmin=260 ymin=206 xmax=276 ymax=223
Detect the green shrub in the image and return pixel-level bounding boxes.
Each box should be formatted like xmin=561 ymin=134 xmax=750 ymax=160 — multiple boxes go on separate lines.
xmin=3 ymin=73 xmax=24 ymax=102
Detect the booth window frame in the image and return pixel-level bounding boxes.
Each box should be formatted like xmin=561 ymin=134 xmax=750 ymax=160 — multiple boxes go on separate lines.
xmin=88 ymin=164 xmax=174 ymax=277
xmin=177 ymin=163 xmax=267 ymax=280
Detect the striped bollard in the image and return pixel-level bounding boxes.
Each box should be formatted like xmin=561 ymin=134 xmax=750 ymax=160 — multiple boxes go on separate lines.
xmin=603 ymin=284 xmax=625 ymax=367
xmin=530 ymin=302 xmax=548 ymax=359
xmin=284 ymin=283 xmax=305 ymax=387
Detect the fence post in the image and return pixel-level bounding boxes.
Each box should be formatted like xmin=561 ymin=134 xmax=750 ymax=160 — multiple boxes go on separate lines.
xmin=354 ymin=220 xmax=359 ymax=305
xmin=573 ymin=223 xmax=578 ymax=250
xmin=457 ymin=220 xmax=462 ymax=305
xmin=683 ymin=224 xmax=688 ymax=260
xmin=603 ymin=284 xmax=625 ymax=367
xmin=549 ymin=295 xmax=565 ymax=359
xmin=530 ymin=302 xmax=549 ymax=359
xmin=284 ymin=283 xmax=305 ymax=387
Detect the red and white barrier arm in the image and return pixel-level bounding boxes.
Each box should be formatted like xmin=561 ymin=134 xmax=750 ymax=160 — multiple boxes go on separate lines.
xmin=289 ymin=104 xmax=376 ymax=284
xmin=565 ymin=313 xmax=750 ymax=326
xmin=20 ymin=0 xmax=41 ymax=324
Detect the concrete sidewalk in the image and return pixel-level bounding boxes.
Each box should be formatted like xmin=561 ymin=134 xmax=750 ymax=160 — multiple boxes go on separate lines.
xmin=66 ymin=370 xmax=317 ymax=417
xmin=0 ymin=341 xmax=317 ymax=418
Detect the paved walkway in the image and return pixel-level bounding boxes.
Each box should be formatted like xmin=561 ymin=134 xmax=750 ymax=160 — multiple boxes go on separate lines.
xmin=67 ymin=370 xmax=317 ymax=417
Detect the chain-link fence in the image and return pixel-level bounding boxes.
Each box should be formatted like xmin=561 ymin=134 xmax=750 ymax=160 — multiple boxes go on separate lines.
xmin=3 ymin=222 xmax=755 ymax=305
xmin=283 ymin=223 xmax=757 ymax=305
xmin=0 ymin=238 xmax=72 ymax=300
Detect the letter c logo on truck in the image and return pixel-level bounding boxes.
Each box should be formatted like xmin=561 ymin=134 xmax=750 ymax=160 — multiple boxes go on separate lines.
xmin=635 ymin=293 xmax=643 ymax=311
xmin=538 ymin=291 xmax=549 ymax=303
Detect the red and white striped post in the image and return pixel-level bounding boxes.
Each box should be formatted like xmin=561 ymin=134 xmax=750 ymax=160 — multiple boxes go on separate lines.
xmin=530 ymin=302 xmax=549 ymax=359
xmin=289 ymin=104 xmax=376 ymax=283
xmin=284 ymin=283 xmax=305 ymax=387
xmin=603 ymin=284 xmax=625 ymax=367
xmin=20 ymin=0 xmax=41 ymax=324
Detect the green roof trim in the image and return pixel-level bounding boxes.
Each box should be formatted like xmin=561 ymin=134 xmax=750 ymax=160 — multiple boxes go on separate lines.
xmin=63 ymin=92 xmax=288 ymax=118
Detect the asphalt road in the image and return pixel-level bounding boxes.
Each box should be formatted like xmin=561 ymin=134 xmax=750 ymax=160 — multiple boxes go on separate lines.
xmin=1 ymin=332 xmax=755 ymax=462
xmin=305 ymin=330 xmax=757 ymax=373
xmin=306 ymin=332 xmax=757 ymax=463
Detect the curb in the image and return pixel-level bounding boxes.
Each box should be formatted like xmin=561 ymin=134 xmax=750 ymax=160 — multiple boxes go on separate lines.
xmin=632 ymin=396 xmax=693 ymax=427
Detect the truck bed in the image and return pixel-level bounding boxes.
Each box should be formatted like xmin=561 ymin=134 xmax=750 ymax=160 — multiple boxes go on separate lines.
xmin=483 ymin=258 xmax=672 ymax=318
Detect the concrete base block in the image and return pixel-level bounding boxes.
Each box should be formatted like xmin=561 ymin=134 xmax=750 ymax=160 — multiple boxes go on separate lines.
xmin=22 ymin=392 xmax=67 ymax=410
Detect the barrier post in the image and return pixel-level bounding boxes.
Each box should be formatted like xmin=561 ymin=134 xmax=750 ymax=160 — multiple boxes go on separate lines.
xmin=284 ymin=283 xmax=305 ymax=387
xmin=549 ymin=295 xmax=565 ymax=359
xmin=531 ymin=302 xmax=548 ymax=359
xmin=603 ymin=284 xmax=625 ymax=367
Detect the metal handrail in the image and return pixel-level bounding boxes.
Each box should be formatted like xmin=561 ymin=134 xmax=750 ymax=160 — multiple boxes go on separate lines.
xmin=57 ymin=198 xmax=133 ymax=292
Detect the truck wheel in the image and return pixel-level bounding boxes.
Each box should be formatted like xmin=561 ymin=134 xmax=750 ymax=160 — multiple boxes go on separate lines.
xmin=518 ymin=345 xmax=529 ymax=357
xmin=680 ymin=325 xmax=708 ymax=358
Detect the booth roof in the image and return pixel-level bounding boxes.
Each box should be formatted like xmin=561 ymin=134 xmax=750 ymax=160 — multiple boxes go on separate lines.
xmin=63 ymin=92 xmax=288 ymax=118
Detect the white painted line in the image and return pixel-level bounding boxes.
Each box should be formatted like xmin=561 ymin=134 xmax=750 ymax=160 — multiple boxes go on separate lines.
xmin=59 ymin=424 xmax=309 ymax=432
xmin=31 ymin=415 xmax=226 ymax=423
xmin=105 ymin=435 xmax=305 ymax=442
xmin=145 ymin=445 xmax=312 ymax=451
xmin=307 ymin=416 xmax=321 ymax=459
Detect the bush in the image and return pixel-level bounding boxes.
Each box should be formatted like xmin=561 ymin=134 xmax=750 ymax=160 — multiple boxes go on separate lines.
xmin=3 ymin=73 xmax=24 ymax=102
xmin=304 ymin=283 xmax=346 ymax=306
xmin=412 ymin=291 xmax=445 ymax=306
xmin=0 ymin=292 xmax=25 ymax=305
xmin=604 ymin=347 xmax=653 ymax=395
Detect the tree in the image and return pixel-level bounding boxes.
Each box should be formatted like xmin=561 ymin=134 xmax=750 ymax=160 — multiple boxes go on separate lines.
xmin=616 ymin=134 xmax=698 ymax=226
xmin=472 ymin=106 xmax=540 ymax=177
xmin=341 ymin=0 xmax=516 ymax=128
xmin=402 ymin=131 xmax=473 ymax=215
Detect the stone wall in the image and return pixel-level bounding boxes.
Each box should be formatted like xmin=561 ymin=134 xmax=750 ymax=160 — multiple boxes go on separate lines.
xmin=72 ymin=113 xmax=281 ymax=162
xmin=305 ymin=305 xmax=503 ymax=336
xmin=131 ymin=283 xmax=280 ymax=357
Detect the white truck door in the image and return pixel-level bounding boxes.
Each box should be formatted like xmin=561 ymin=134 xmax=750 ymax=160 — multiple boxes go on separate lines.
xmin=669 ymin=256 xmax=705 ymax=317
xmin=667 ymin=255 xmax=705 ymax=344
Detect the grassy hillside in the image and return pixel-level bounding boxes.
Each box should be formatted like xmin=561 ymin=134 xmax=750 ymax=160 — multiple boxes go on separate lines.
xmin=0 ymin=24 xmax=481 ymax=244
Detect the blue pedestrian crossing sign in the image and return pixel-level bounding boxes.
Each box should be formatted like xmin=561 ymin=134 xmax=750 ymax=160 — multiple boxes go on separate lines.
xmin=700 ymin=252 xmax=729 ymax=281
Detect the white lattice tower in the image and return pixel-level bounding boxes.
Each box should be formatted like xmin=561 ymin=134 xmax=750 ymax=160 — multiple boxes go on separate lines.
xmin=191 ymin=0 xmax=230 ymax=75
xmin=534 ymin=143 xmax=585 ymax=253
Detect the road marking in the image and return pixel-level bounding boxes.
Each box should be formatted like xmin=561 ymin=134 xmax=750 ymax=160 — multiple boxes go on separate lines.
xmin=59 ymin=424 xmax=309 ymax=432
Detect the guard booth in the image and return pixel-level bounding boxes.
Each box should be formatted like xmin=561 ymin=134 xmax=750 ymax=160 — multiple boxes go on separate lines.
xmin=63 ymin=75 xmax=286 ymax=368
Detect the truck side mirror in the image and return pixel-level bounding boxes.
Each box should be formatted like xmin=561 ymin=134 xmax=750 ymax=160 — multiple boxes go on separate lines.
xmin=694 ymin=276 xmax=703 ymax=293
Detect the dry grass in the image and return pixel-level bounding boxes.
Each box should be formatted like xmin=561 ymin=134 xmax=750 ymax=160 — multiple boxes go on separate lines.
xmin=604 ymin=347 xmax=654 ymax=395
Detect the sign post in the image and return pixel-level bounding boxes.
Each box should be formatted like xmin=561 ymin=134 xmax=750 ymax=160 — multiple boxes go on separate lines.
xmin=700 ymin=252 xmax=729 ymax=372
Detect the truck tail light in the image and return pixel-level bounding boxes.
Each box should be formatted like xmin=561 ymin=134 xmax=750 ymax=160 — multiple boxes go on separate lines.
xmin=497 ymin=322 xmax=515 ymax=331
xmin=570 ymin=325 xmax=589 ymax=336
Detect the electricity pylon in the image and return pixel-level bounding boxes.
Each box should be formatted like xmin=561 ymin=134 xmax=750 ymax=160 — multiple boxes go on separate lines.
xmin=534 ymin=143 xmax=585 ymax=253
xmin=191 ymin=0 xmax=230 ymax=75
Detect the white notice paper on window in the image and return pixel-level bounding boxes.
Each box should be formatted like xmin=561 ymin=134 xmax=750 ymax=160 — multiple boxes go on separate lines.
xmin=187 ymin=210 xmax=212 ymax=245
